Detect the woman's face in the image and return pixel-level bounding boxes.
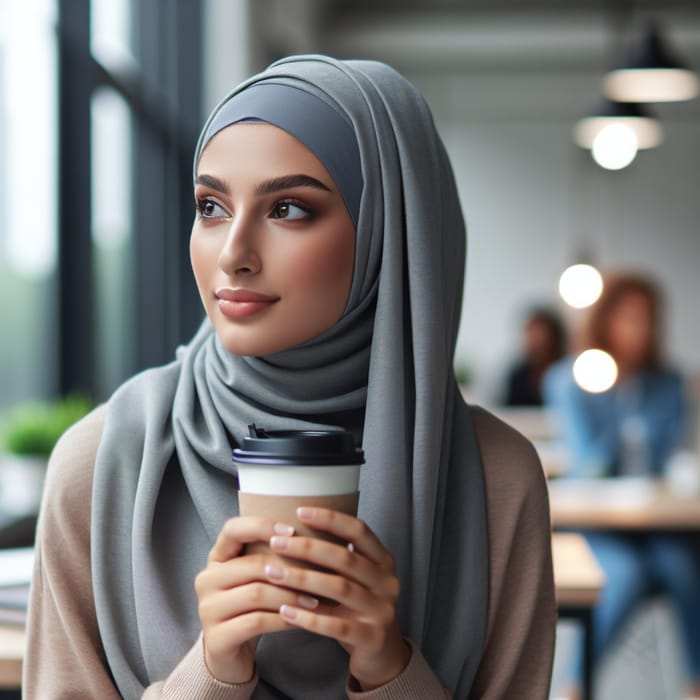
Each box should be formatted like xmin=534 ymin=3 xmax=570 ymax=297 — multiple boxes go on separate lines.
xmin=191 ymin=123 xmax=356 ymax=356
xmin=605 ymin=291 xmax=656 ymax=369
xmin=524 ymin=318 xmax=559 ymax=366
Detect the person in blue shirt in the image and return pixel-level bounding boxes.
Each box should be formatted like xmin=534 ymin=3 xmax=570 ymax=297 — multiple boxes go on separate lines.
xmin=544 ymin=272 xmax=700 ymax=696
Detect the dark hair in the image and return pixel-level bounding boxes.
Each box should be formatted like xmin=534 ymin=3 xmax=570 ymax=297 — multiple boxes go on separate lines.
xmin=582 ymin=272 xmax=662 ymax=368
xmin=523 ymin=307 xmax=567 ymax=361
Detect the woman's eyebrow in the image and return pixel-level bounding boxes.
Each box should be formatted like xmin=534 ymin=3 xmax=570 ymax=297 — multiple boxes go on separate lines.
xmin=195 ymin=174 xmax=229 ymax=194
xmin=256 ymin=174 xmax=332 ymax=195
xmin=195 ymin=173 xmax=332 ymax=196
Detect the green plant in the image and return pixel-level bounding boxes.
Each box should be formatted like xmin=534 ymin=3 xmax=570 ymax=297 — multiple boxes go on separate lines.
xmin=0 ymin=394 xmax=93 ymax=457
xmin=454 ymin=362 xmax=473 ymax=387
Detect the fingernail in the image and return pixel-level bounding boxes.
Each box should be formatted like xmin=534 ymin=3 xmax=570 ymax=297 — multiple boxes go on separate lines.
xmin=270 ymin=535 xmax=288 ymax=551
xmin=297 ymin=595 xmax=319 ymax=610
xmin=280 ymin=604 xmax=297 ymax=620
xmin=296 ymin=507 xmax=315 ymax=520
xmin=264 ymin=564 xmax=286 ymax=581
xmin=273 ymin=522 xmax=295 ymax=536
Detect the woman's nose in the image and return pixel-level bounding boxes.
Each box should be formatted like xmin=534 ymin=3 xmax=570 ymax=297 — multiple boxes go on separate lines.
xmin=218 ymin=215 xmax=262 ymax=276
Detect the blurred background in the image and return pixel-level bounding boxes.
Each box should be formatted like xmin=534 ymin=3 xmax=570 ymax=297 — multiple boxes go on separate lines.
xmin=1 ymin=0 xmax=699 ymax=410
xmin=1 ymin=1 xmax=699 ymax=699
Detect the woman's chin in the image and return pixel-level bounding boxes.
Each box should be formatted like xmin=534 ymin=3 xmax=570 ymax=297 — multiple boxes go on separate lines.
xmin=214 ymin=328 xmax=308 ymax=358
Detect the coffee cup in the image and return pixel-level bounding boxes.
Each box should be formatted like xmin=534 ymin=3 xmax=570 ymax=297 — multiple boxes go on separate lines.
xmin=233 ymin=424 xmax=364 ymax=570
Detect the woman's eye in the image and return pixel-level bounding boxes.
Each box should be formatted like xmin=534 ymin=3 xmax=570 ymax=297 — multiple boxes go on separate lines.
xmin=196 ymin=197 xmax=227 ymax=219
xmin=271 ymin=200 xmax=311 ymax=221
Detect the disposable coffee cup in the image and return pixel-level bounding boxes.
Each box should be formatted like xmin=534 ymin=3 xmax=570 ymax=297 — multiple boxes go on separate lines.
xmin=233 ymin=424 xmax=364 ymax=571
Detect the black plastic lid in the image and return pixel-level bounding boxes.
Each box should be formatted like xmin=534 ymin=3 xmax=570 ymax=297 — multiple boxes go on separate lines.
xmin=232 ymin=424 xmax=364 ymax=466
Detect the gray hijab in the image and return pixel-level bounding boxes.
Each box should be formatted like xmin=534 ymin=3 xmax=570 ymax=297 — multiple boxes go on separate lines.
xmin=92 ymin=55 xmax=488 ymax=699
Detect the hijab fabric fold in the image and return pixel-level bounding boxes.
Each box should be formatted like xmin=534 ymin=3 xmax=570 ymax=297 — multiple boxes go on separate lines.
xmin=92 ymin=54 xmax=488 ymax=699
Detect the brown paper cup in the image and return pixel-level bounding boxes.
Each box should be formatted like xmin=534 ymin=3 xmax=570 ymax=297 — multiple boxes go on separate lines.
xmin=238 ymin=491 xmax=359 ymax=572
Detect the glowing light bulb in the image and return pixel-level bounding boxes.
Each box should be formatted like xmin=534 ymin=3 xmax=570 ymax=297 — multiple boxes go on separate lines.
xmin=558 ymin=264 xmax=603 ymax=309
xmin=591 ymin=123 xmax=638 ymax=170
xmin=573 ymin=349 xmax=618 ymax=393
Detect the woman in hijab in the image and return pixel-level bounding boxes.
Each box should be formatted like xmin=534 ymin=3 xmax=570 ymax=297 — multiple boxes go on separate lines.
xmin=24 ymin=55 xmax=555 ymax=699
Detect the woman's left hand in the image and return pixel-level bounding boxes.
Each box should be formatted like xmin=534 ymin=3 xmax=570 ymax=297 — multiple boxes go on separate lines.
xmin=264 ymin=507 xmax=411 ymax=691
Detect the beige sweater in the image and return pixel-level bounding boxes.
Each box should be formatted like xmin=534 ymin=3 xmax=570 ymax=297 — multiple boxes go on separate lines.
xmin=23 ymin=405 xmax=555 ymax=699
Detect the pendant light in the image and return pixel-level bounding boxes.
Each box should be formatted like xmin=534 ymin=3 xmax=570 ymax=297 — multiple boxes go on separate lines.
xmin=603 ymin=23 xmax=699 ymax=103
xmin=559 ymin=264 xmax=603 ymax=309
xmin=573 ymin=98 xmax=663 ymax=151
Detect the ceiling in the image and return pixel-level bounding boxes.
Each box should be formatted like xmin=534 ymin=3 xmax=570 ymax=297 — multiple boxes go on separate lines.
xmin=319 ymin=2 xmax=700 ymax=71
xmin=300 ymin=0 xmax=700 ymax=123
xmin=329 ymin=0 xmax=700 ymax=14
xmin=255 ymin=0 xmax=700 ymax=122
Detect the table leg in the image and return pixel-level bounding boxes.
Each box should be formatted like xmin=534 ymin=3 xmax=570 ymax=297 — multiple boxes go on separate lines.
xmin=581 ymin=607 xmax=593 ymax=700
xmin=558 ymin=606 xmax=594 ymax=700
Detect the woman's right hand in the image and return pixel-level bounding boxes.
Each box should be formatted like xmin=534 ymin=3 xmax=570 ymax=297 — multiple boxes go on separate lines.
xmin=194 ymin=517 xmax=312 ymax=684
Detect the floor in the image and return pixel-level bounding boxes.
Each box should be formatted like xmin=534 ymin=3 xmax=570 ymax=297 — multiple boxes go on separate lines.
xmin=550 ymin=597 xmax=692 ymax=700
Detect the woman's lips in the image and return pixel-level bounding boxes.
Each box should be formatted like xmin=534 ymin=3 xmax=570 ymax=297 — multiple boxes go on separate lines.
xmin=215 ymin=288 xmax=279 ymax=319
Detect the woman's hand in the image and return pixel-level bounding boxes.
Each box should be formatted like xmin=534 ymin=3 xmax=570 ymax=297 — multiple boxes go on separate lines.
xmin=194 ymin=516 xmax=319 ymax=685
xmin=264 ymin=507 xmax=411 ymax=691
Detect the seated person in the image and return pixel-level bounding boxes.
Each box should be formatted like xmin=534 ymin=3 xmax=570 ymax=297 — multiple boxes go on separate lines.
xmin=544 ymin=272 xmax=700 ymax=697
xmin=503 ymin=307 xmax=566 ymax=406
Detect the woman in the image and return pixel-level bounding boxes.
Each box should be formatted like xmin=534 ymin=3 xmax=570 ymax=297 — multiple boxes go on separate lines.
xmin=545 ymin=273 xmax=700 ymax=695
xmin=545 ymin=274 xmax=686 ymax=477
xmin=25 ymin=55 xmax=555 ymax=699
xmin=503 ymin=306 xmax=566 ymax=406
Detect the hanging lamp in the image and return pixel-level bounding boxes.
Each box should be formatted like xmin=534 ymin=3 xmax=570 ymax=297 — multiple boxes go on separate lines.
xmin=573 ymin=97 xmax=663 ymax=151
xmin=603 ymin=23 xmax=699 ymax=103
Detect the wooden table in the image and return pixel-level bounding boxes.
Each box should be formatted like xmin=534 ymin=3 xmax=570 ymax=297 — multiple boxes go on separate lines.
xmin=0 ymin=624 xmax=23 ymax=690
xmin=549 ymin=476 xmax=700 ymax=699
xmin=548 ymin=476 xmax=700 ymax=530
xmin=553 ymin=531 xmax=606 ymax=606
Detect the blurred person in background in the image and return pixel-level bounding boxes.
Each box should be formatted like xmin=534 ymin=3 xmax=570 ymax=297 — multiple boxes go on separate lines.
xmin=502 ymin=306 xmax=566 ymax=406
xmin=544 ymin=272 xmax=700 ymax=696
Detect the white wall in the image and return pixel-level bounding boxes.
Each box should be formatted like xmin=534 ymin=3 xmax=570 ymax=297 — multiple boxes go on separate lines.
xmin=404 ymin=68 xmax=700 ymax=403
xmin=219 ymin=3 xmax=700 ymax=404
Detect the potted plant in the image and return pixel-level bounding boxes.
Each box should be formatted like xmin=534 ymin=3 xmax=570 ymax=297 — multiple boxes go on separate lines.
xmin=454 ymin=360 xmax=475 ymax=402
xmin=0 ymin=394 xmax=92 ymax=517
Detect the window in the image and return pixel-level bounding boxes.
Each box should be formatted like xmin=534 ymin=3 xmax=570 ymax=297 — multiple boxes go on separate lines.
xmin=0 ymin=0 xmax=203 ymax=409
xmin=0 ymin=0 xmax=58 ymax=411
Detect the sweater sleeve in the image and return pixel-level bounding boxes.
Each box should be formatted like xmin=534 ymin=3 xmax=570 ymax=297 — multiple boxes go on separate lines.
xmin=22 ymin=406 xmax=258 ymax=700
xmin=23 ymin=406 xmax=122 ymax=699
xmin=345 ymin=639 xmax=450 ymax=699
xmin=469 ymin=407 xmax=556 ymax=700
xmin=143 ymin=635 xmax=258 ymax=700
